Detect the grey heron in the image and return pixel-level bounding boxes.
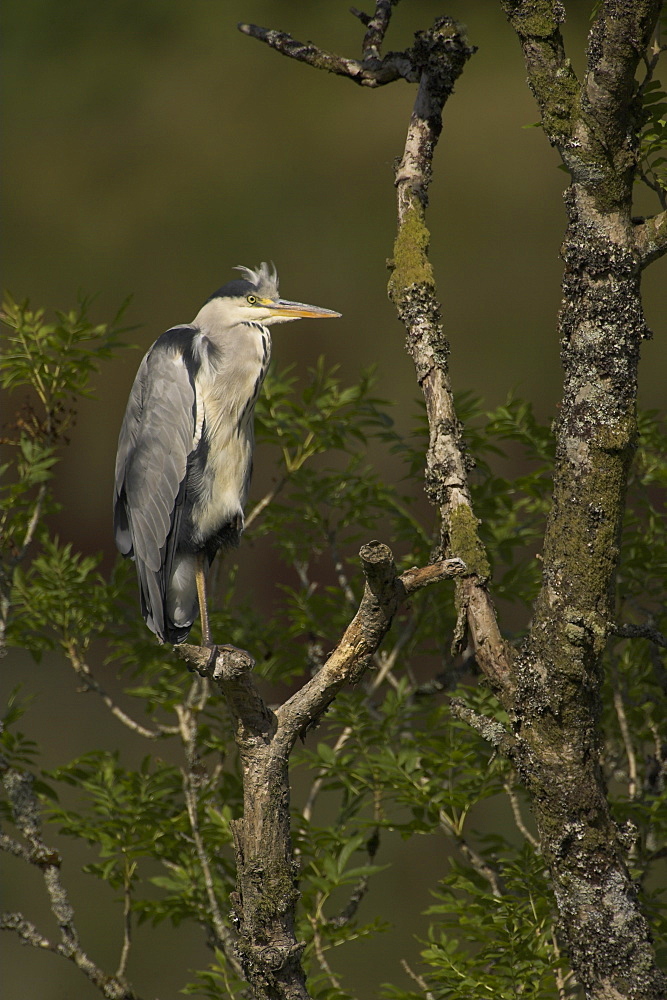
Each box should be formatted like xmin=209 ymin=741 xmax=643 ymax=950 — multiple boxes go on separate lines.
xmin=113 ymin=262 xmax=341 ymax=645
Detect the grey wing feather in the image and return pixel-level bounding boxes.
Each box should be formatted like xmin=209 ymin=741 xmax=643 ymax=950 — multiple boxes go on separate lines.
xmin=113 ymin=340 xmax=197 ymax=637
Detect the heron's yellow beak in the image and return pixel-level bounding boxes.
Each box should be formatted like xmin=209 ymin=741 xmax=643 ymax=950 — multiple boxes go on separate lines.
xmin=262 ymin=298 xmax=341 ymax=319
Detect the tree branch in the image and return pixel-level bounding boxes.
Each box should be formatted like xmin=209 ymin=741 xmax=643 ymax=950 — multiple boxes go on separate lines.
xmin=176 ymin=643 xmax=276 ymax=753
xmin=635 ymin=208 xmax=667 ymax=265
xmin=65 ymin=642 xmax=177 ymax=739
xmin=500 ymin=1 xmax=578 ymax=152
xmin=503 ymin=4 xmax=667 ymax=997
xmin=275 ymin=546 xmax=465 ymax=749
xmin=237 ymin=21 xmax=417 ymax=88
xmin=448 ymin=698 xmax=517 ymax=756
xmin=358 ymin=0 xmax=399 ymax=60
xmin=1 ymin=760 xmax=141 ymax=1000
xmin=385 ymin=17 xmax=513 ymax=695
xmin=614 ymin=621 xmax=667 ymax=647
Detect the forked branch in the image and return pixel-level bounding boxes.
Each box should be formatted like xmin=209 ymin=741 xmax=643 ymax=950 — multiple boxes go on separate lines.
xmin=1 ymin=761 xmax=142 ymax=1000
xmin=239 ymin=1 xmax=418 ymax=89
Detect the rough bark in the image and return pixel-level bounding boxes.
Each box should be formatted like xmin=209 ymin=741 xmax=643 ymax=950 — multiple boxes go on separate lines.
xmin=0 ymin=761 xmax=142 ymax=1000
xmin=385 ymin=18 xmax=514 ymax=693
xmin=230 ymin=3 xmax=667 ymax=997
xmin=501 ymin=3 xmax=667 ymax=996
xmin=177 ymin=553 xmax=464 ymax=999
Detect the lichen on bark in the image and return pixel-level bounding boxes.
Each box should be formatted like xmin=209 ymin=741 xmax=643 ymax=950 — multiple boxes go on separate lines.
xmin=387 ymin=205 xmax=435 ymax=304
xmin=446 ymin=504 xmax=490 ymax=582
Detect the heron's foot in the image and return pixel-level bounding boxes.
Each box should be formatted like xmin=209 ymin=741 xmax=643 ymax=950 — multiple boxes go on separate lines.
xmin=201 ymin=642 xmax=252 ymax=674
xmin=174 ymin=641 xmax=256 ymax=681
xmin=203 ymin=642 xmax=218 ymax=670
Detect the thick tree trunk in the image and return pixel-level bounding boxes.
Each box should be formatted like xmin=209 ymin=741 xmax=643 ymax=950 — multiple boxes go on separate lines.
xmin=230 ymin=6 xmax=667 ymax=996
xmin=500 ymin=5 xmax=667 ymax=994
xmin=231 ymin=751 xmax=308 ymax=1000
xmin=516 ymin=207 xmax=660 ymax=998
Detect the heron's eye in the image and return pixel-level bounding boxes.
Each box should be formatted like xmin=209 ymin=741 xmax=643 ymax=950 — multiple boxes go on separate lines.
xmin=246 ymin=295 xmax=257 ymax=305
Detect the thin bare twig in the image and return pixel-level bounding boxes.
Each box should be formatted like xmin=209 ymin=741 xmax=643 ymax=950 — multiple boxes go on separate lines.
xmin=505 ymin=772 xmax=539 ymax=849
xmin=614 ymin=622 xmax=667 ymax=648
xmin=1 ymin=762 xmax=142 ymax=999
xmin=401 ymin=959 xmax=435 ymax=999
xmin=302 ymin=725 xmax=353 ymax=825
xmin=65 ymin=642 xmax=177 ymax=740
xmin=300 ymin=610 xmax=416 ymax=827
xmin=238 ymin=21 xmax=418 ymax=88
xmin=611 ymin=661 xmax=638 ymax=801
xmin=0 ymin=484 xmax=48 ymax=655
xmin=435 ymin=802 xmax=504 ymax=898
xmin=328 ymin=875 xmax=371 ymax=929
xmin=244 ymin=475 xmax=288 ymax=531
xmin=0 ymin=829 xmax=46 ymax=863
xmin=175 ymin=703 xmax=244 ymax=976
xmin=115 ymin=878 xmax=133 ymax=981
xmin=308 ymin=912 xmax=344 ymax=993
xmin=327 ymin=529 xmax=357 ymax=607
xmin=360 ymin=0 xmax=400 ymax=60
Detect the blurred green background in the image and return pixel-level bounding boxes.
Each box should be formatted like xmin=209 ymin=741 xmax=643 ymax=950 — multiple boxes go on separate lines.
xmin=2 ymin=3 xmax=665 ymax=998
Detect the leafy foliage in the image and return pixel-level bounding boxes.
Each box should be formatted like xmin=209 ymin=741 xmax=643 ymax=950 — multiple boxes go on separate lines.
xmin=383 ymin=844 xmax=565 ymax=1000
xmin=0 ymin=294 xmax=128 ymax=657
xmin=1 ymin=292 xmax=666 ymax=1000
xmin=637 ymin=8 xmax=667 ymax=205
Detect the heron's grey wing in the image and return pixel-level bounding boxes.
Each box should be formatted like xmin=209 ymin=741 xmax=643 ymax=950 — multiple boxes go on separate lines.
xmin=113 ymin=334 xmax=197 ymax=638
xmin=113 ymin=352 xmax=149 ymax=558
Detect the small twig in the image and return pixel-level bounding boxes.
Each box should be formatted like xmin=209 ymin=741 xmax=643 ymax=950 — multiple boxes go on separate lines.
xmin=0 ymin=829 xmax=51 ymax=864
xmin=20 ymin=486 xmax=46 ymax=562
xmin=638 ymin=165 xmax=667 ymax=211
xmin=438 ymin=805 xmax=505 ymax=898
xmin=115 ymin=878 xmax=133 ymax=981
xmin=610 ymin=661 xmax=638 ymax=801
xmin=505 ymin=772 xmax=539 ymax=849
xmin=327 ymin=529 xmax=357 ymax=607
xmin=637 ymin=32 xmax=667 ymax=98
xmin=448 ymin=698 xmax=516 ymax=755
xmin=308 ymin=912 xmax=344 ymax=992
xmin=238 ymin=21 xmax=418 ymax=88
xmin=551 ymin=930 xmax=568 ymax=1000
xmin=293 ymin=558 xmax=316 ymax=596
xmin=244 ymin=475 xmax=288 ymax=531
xmin=400 ymin=959 xmax=435 ymax=999
xmin=360 ymin=0 xmax=400 ymax=60
xmin=184 ymin=776 xmax=243 ymax=972
xmin=400 ymin=558 xmax=466 ymax=596
xmin=302 ymin=726 xmax=353 ymax=825
xmin=328 ymin=876 xmax=370 ymax=928
xmin=1 ymin=484 xmax=48 ymax=655
xmin=301 ymin=608 xmax=418 ymax=827
xmin=349 ymin=7 xmax=372 ymax=28
xmin=175 ymin=702 xmax=244 ymax=975
xmin=613 ymin=622 xmax=667 ymax=648
xmin=371 ymin=612 xmax=417 ymax=690
xmin=65 ymin=642 xmax=177 ymax=739
xmin=1 ymin=911 xmax=54 ymax=950
xmin=1 ymin=763 xmax=141 ymax=999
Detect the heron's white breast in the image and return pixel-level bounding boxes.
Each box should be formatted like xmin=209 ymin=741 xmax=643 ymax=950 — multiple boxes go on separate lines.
xmin=190 ymin=323 xmax=271 ymax=540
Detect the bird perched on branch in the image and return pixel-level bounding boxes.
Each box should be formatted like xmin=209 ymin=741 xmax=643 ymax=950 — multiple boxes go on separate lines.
xmin=114 ymin=263 xmax=341 ymax=645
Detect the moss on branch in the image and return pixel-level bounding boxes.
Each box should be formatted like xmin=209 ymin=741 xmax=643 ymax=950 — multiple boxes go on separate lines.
xmin=448 ymin=504 xmax=491 ymax=582
xmin=387 ymin=206 xmax=435 ymax=304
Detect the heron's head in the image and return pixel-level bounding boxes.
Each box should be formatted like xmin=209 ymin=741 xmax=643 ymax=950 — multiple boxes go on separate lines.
xmin=200 ymin=262 xmax=341 ymax=328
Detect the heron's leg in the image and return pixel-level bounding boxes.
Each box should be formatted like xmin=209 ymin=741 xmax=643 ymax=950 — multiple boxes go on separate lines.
xmin=195 ymin=553 xmax=213 ymax=647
